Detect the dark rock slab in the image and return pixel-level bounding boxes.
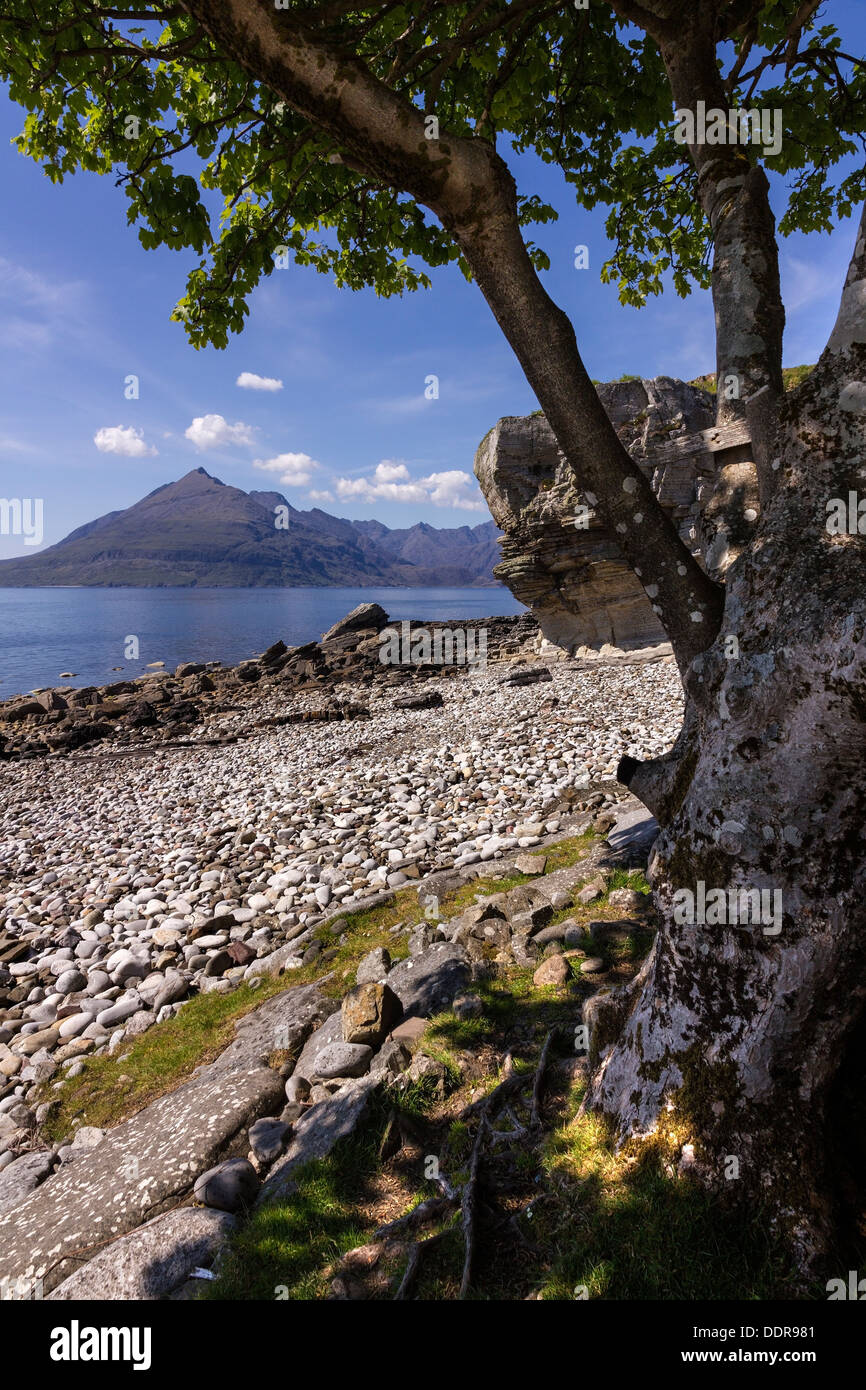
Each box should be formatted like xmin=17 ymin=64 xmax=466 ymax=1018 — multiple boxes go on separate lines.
xmin=47 ymin=1207 xmax=236 ymax=1300
xmin=257 ymin=1074 xmax=381 ymax=1206
xmin=385 ymin=942 xmax=470 ymax=1016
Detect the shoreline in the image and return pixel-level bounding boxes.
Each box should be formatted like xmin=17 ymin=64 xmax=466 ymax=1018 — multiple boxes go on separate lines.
xmin=0 ymin=588 xmax=528 ymax=702
xmin=0 ymin=607 xmax=543 ymax=759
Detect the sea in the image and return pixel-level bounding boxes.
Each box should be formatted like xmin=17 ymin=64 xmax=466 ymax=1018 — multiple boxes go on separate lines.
xmin=0 ymin=586 xmax=527 ymax=698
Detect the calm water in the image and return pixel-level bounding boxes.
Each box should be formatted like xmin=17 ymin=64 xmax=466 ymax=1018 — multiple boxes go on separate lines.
xmin=0 ymin=587 xmax=527 ymax=697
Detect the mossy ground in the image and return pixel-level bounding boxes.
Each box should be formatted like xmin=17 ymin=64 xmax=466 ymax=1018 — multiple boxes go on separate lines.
xmin=200 ymin=861 xmax=802 ymax=1302
xmin=203 ymin=969 xmax=801 ymax=1301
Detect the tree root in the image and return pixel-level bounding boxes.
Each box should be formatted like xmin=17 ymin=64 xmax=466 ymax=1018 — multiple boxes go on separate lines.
xmin=394 ymin=1230 xmax=450 ymax=1300
xmin=459 ymin=1113 xmax=487 ymax=1300
xmin=531 ymin=1027 xmax=557 ymax=1129
xmin=334 ymin=1039 xmax=565 ymax=1299
xmin=374 ymin=1196 xmax=457 ymax=1242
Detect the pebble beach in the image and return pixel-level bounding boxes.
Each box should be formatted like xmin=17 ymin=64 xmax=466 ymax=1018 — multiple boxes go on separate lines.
xmin=0 ymin=613 xmax=683 ymax=1158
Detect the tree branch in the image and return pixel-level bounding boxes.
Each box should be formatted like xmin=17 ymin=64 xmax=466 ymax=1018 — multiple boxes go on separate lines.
xmin=649 ymin=10 xmax=785 ymax=471
xmin=174 ymin=0 xmax=723 ymax=670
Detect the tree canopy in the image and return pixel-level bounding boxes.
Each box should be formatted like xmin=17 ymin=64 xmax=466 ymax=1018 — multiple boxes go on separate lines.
xmin=1 ymin=1 xmax=863 ymax=348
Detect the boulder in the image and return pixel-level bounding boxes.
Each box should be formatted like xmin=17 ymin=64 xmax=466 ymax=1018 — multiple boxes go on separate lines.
xmin=355 ymin=946 xmax=391 ymax=985
xmin=194 ymin=1157 xmax=259 ymax=1212
xmin=259 ymin=1075 xmax=381 ymax=1205
xmin=321 ymin=603 xmax=389 ymax=642
xmin=533 ymin=955 xmax=570 ymax=987
xmin=474 ymin=377 xmax=755 ymax=652
xmin=248 ymin=1117 xmax=291 ymax=1165
xmin=313 ymin=1042 xmax=373 ymax=1080
xmin=341 ymin=982 xmax=402 ymax=1047
xmin=389 ymin=1016 xmax=429 ymax=1049
xmin=514 ymin=853 xmax=547 ymax=876
xmin=369 ymin=1040 xmax=412 ymax=1080
xmin=385 ymin=942 xmax=470 ymax=1016
xmin=0 ymin=1150 xmax=54 ymax=1218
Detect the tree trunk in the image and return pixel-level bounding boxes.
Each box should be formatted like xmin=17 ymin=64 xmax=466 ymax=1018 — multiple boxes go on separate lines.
xmin=585 ymin=210 xmax=866 ymax=1270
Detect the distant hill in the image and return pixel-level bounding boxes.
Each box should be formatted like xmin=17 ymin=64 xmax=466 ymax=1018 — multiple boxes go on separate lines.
xmin=0 ymin=468 xmax=502 ymax=588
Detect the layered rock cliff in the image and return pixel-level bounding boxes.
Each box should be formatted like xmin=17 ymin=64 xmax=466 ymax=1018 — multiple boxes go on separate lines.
xmin=474 ymin=377 xmax=757 ymax=654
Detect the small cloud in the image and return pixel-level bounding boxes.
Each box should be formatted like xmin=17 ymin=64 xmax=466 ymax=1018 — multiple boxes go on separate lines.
xmin=335 ymin=461 xmax=485 ymax=511
xmin=308 ymin=488 xmax=335 ymax=503
xmin=426 ymin=470 xmax=487 ymax=510
xmin=236 ymin=371 xmax=283 ymax=392
xmin=254 ymin=451 xmax=319 ymax=486
xmin=0 ymin=255 xmax=85 ymax=311
xmin=185 ymin=414 xmax=257 ymax=450
xmin=94 ymin=425 xmax=158 ymax=458
xmin=374 ymin=460 xmax=410 ymax=482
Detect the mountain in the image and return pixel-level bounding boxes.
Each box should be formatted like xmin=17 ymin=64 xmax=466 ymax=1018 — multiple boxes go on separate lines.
xmin=0 ymin=468 xmax=501 ymax=588
xmin=352 ymin=517 xmax=502 ymax=582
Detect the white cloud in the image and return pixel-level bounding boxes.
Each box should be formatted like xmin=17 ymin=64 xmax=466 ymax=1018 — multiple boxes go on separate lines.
xmin=94 ymin=425 xmax=158 ymax=458
xmin=0 ymin=435 xmax=38 ymax=455
xmin=185 ymin=414 xmax=257 ymax=450
xmin=236 ymin=371 xmax=283 ymax=392
xmin=308 ymin=488 xmax=335 ymax=503
xmin=426 ymin=470 xmax=487 ymax=510
xmin=335 ymin=462 xmax=485 ymax=511
xmin=0 ymin=257 xmax=90 ymax=353
xmin=374 ymin=460 xmax=410 ymax=482
xmin=253 ymin=451 xmax=319 ymax=486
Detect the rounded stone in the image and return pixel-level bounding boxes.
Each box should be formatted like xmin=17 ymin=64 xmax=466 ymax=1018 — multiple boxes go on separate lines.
xmin=313 ymin=1042 xmax=373 ymax=1080
xmin=55 ymin=969 xmax=88 ymax=996
xmin=533 ymin=955 xmax=570 ymax=987
xmin=194 ymin=1157 xmax=260 ymax=1212
xmin=580 ymin=957 xmax=606 ymax=974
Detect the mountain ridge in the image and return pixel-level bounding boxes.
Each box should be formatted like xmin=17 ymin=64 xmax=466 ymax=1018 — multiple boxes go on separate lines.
xmin=0 ymin=468 xmax=501 ymax=588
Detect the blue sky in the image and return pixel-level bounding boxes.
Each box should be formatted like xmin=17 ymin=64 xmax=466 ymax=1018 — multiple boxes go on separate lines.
xmin=1 ymin=2 xmax=863 ymax=558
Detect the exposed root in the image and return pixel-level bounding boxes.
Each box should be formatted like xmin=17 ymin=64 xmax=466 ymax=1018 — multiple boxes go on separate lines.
xmin=531 ymin=1027 xmax=557 ymax=1129
xmin=459 ymin=1113 xmax=487 ymax=1300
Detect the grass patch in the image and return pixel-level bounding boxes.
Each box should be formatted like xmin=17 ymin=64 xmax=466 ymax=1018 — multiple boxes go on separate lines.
xmin=548 ymin=866 xmax=651 ymax=924
xmin=689 ymin=364 xmax=813 ymax=396
xmin=41 ymin=973 xmax=295 ymax=1141
xmin=534 ymin=1087 xmax=797 ymax=1300
xmin=203 ymin=1083 xmax=439 ymax=1301
xmin=539 ymin=829 xmax=596 ymax=873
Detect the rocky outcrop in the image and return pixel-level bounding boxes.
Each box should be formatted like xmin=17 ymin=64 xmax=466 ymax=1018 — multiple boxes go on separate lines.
xmin=0 ymin=609 xmax=539 ymax=761
xmin=474 ymin=377 xmax=758 ymax=654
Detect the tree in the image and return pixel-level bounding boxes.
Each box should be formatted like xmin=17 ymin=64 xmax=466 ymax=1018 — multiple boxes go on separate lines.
xmin=2 ymin=0 xmax=864 ymax=1271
